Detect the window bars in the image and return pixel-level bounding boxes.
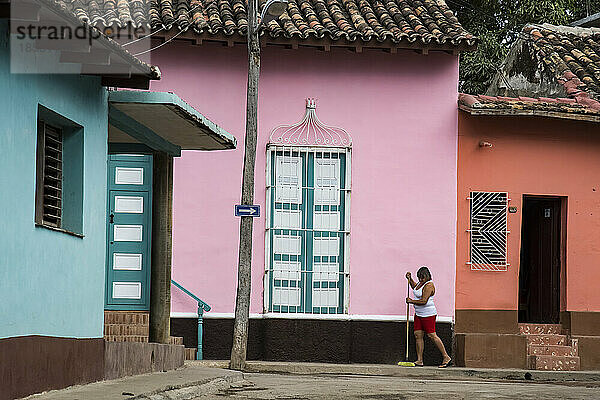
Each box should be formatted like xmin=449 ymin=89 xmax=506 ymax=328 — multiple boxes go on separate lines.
xmin=265 ymin=99 xmax=352 ymax=314
xmin=36 ymin=122 xmax=63 ymax=228
xmin=468 ymin=191 xmax=509 ymax=271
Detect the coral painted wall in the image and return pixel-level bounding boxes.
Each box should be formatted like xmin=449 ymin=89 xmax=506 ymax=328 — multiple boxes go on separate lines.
xmin=150 ymin=41 xmax=459 ymax=319
xmin=457 ymin=111 xmax=600 ymax=312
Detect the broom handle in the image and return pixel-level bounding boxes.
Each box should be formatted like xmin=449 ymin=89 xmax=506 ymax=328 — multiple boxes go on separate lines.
xmin=406 ymin=279 xmax=410 ymax=361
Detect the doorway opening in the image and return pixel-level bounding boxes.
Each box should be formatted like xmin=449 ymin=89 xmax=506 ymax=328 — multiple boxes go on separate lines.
xmin=518 ymin=196 xmax=564 ymax=324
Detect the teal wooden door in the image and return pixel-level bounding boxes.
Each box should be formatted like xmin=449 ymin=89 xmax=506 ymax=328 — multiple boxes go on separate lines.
xmin=105 ymin=154 xmax=152 ymax=311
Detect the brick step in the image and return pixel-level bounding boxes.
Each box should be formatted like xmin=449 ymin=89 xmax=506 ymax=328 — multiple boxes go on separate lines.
xmin=104 ymin=335 xmax=149 ymax=343
xmin=525 ymin=334 xmax=567 ymax=346
xmin=527 ymin=355 xmax=580 ymax=371
xmin=528 ymin=344 xmax=578 ymax=357
xmin=104 ymin=311 xmax=149 ymax=325
xmin=170 ymin=336 xmax=184 ymax=345
xmin=104 ymin=324 xmax=149 ymax=336
xmin=519 ymin=323 xmax=562 ymax=335
xmin=185 ymin=348 xmax=197 ymax=360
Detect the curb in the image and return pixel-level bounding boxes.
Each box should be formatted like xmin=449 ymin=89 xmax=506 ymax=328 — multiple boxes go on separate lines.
xmin=192 ymin=360 xmax=600 ymax=383
xmin=132 ymin=371 xmax=244 ymax=400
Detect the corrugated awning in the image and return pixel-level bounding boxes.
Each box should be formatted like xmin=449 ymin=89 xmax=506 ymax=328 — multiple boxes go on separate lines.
xmin=108 ymin=90 xmax=237 ymax=156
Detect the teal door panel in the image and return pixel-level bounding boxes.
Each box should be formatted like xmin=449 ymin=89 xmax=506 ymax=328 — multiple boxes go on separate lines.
xmin=105 ymin=155 xmax=152 ymax=311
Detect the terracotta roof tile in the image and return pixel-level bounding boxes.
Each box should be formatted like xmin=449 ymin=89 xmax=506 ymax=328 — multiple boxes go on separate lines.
xmin=58 ymin=0 xmax=476 ymax=48
xmin=458 ymin=93 xmax=600 ymax=119
xmin=522 ymin=24 xmax=600 ymax=108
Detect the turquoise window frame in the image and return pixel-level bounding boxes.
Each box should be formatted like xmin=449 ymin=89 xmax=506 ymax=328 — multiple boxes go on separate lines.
xmin=266 ymin=147 xmax=349 ymax=315
xmin=35 ymin=104 xmax=85 ymax=237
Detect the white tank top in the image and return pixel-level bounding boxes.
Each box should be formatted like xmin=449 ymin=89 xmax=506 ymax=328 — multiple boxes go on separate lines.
xmin=412 ymin=281 xmax=437 ymax=317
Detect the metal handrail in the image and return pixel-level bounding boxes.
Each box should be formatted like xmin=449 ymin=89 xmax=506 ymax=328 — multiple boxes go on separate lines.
xmin=171 ymin=279 xmax=211 ymax=360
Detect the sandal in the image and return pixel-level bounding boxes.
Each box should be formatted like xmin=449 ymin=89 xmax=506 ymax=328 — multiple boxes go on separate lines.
xmin=438 ymin=358 xmax=452 ymax=368
xmin=414 ymin=362 xmax=424 ymax=367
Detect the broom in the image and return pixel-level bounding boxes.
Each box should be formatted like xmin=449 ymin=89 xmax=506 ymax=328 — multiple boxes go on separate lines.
xmin=398 ymin=278 xmax=415 ymax=367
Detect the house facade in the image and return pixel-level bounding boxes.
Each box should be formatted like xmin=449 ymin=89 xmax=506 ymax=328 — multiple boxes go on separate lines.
xmin=0 ymin=1 xmax=236 ymax=396
xmin=67 ymin=0 xmax=476 ymax=363
xmin=455 ymin=24 xmax=600 ymax=371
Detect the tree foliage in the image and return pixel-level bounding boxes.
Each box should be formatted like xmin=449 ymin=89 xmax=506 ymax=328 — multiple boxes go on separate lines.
xmin=449 ymin=0 xmax=600 ymax=94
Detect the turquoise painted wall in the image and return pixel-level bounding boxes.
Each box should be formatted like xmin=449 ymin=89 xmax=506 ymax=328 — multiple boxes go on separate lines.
xmin=0 ymin=20 xmax=108 ymax=339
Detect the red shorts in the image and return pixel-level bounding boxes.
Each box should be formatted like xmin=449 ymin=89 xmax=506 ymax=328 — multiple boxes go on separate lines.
xmin=414 ymin=315 xmax=436 ymax=334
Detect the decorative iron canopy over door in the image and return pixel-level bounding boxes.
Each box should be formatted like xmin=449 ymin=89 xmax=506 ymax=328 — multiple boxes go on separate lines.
xmin=469 ymin=191 xmax=509 ymax=271
xmin=266 ymin=99 xmax=352 ymax=314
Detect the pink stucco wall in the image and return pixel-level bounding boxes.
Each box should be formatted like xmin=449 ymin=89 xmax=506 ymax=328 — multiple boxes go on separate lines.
xmin=150 ymin=41 xmax=459 ymax=319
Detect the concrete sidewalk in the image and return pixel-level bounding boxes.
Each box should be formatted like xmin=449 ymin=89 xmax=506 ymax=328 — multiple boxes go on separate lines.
xmin=23 ymin=363 xmax=242 ymax=400
xmin=195 ymin=360 xmax=600 ymax=383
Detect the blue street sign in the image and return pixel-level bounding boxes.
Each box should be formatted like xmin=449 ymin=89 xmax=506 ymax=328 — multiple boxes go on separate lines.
xmin=235 ymin=205 xmax=260 ymax=217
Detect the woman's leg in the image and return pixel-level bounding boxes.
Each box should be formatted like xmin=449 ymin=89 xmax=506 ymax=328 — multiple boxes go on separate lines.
xmin=427 ymin=332 xmax=451 ymax=363
xmin=414 ymin=330 xmax=425 ymax=365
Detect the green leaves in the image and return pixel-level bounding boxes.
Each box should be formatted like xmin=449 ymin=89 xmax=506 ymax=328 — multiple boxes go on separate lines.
xmin=452 ymin=0 xmax=600 ymax=93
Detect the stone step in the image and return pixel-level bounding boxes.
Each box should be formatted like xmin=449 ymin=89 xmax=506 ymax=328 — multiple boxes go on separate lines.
xmin=519 ymin=323 xmax=562 ymax=335
xmin=185 ymin=348 xmax=197 ymax=360
xmin=528 ymin=344 xmax=578 ymax=357
xmin=527 ymin=355 xmax=580 ymax=371
xmin=104 ymin=335 xmax=149 ymax=343
xmin=104 ymin=311 xmax=149 ymax=325
xmin=525 ymin=334 xmax=567 ymax=346
xmin=104 ymin=323 xmax=149 ymax=337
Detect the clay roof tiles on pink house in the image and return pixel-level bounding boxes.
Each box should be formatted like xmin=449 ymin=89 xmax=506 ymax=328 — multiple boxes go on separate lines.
xmin=60 ymin=0 xmax=476 ymax=50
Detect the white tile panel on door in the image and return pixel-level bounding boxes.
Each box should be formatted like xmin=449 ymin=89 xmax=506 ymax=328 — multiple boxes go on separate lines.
xmin=114 ymin=196 xmax=144 ymax=213
xmin=114 ymin=225 xmax=143 ymax=242
xmin=113 ymin=253 xmax=143 ymax=270
xmin=115 ymin=167 xmax=144 ymax=185
xmin=112 ymin=282 xmax=142 ymax=299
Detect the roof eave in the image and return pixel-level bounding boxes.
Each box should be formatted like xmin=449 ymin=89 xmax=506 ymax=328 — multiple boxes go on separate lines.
xmin=4 ymin=0 xmax=159 ymax=89
xmin=155 ymin=29 xmax=478 ymax=53
xmin=109 ymin=90 xmax=237 ymax=151
xmin=459 ymin=103 xmax=600 ymax=123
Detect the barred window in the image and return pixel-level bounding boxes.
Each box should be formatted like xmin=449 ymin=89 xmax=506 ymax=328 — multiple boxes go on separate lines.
xmin=469 ymin=191 xmax=509 ymax=271
xmin=266 ymin=146 xmax=351 ymax=314
xmin=35 ymin=105 xmax=84 ymax=236
xmin=35 ymin=121 xmax=63 ymax=228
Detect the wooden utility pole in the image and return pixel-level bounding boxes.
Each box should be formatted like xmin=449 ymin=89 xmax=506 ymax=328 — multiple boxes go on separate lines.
xmin=230 ymin=0 xmax=260 ymax=371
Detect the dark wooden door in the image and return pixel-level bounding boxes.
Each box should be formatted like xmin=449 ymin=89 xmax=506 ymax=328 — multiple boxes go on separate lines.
xmin=518 ymin=197 xmax=561 ymax=324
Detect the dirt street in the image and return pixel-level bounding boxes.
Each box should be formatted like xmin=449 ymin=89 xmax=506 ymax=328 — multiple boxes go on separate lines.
xmin=195 ymin=372 xmax=600 ymax=400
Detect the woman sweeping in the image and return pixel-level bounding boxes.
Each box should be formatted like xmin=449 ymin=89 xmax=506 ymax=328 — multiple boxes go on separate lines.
xmin=405 ymin=266 xmax=452 ymax=368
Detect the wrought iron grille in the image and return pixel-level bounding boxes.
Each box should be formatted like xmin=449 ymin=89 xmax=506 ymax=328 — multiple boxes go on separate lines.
xmin=265 ymin=99 xmax=352 ymax=314
xmin=266 ymin=146 xmax=351 ymax=314
xmin=469 ymin=191 xmax=509 ymax=271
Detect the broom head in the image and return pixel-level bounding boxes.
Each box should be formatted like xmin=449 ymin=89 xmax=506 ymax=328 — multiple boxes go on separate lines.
xmin=397 ymin=361 xmax=415 ymax=367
